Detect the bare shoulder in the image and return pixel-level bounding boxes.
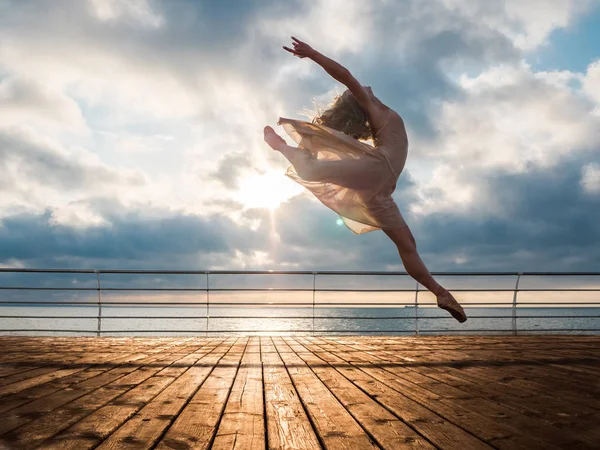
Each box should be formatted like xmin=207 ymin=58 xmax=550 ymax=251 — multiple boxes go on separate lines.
xmin=371 ymin=102 xmax=407 ymax=141
xmin=390 ymin=109 xmax=407 ymax=130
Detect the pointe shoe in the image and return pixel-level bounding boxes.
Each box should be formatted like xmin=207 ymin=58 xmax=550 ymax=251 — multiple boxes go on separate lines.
xmin=263 ymin=126 xmax=286 ymax=151
xmin=437 ymin=290 xmax=467 ymax=323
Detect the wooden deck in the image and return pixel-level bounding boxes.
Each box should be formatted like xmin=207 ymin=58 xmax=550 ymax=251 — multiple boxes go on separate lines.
xmin=0 ymin=336 xmax=598 ymax=450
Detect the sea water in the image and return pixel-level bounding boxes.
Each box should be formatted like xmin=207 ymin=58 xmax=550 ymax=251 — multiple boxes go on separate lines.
xmin=1 ymin=305 xmax=598 ymax=335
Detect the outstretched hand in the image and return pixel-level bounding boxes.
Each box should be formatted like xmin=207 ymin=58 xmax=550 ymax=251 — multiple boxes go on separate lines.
xmin=283 ymin=37 xmax=316 ymax=59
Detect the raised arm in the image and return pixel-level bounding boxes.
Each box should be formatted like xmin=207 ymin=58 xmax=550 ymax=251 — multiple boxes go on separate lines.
xmin=283 ymin=37 xmax=388 ymax=128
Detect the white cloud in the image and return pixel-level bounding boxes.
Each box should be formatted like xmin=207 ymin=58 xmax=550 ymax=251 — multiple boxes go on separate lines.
xmin=440 ymin=63 xmax=598 ymax=169
xmin=411 ymin=61 xmax=600 ymax=215
xmin=439 ymin=0 xmax=593 ymax=50
xmin=257 ymin=0 xmax=374 ymax=55
xmin=583 ymin=60 xmax=600 ymax=108
xmin=0 ymin=127 xmax=148 ymax=223
xmin=0 ymin=77 xmax=85 ymax=130
xmin=581 ymin=163 xmax=600 ymax=194
xmin=88 ymin=0 xmax=164 ymax=28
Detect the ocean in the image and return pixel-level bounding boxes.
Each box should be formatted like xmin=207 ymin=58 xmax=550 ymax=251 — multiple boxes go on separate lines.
xmin=1 ymin=305 xmax=598 ymax=335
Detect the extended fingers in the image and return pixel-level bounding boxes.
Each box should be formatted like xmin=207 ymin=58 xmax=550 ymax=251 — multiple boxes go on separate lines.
xmin=283 ymin=46 xmax=300 ymax=56
xmin=283 ymin=46 xmax=305 ymax=58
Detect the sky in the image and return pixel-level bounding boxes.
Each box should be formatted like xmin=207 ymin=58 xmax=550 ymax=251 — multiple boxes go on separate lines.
xmin=1 ymin=0 xmax=600 ymax=274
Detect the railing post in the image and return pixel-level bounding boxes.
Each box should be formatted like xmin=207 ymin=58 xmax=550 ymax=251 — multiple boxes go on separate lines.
xmin=95 ymin=270 xmax=102 ymax=336
xmin=312 ymin=272 xmax=316 ymax=336
xmin=512 ymin=273 xmax=522 ymax=336
xmin=205 ymin=272 xmax=210 ymax=337
xmin=414 ymin=280 xmax=419 ymax=336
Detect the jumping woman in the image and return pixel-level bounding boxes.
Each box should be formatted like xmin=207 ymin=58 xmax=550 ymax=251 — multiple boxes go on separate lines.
xmin=264 ymin=37 xmax=467 ymax=323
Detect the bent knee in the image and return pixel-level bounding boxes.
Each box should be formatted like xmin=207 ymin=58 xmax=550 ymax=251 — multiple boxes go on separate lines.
xmin=384 ymin=226 xmax=417 ymax=253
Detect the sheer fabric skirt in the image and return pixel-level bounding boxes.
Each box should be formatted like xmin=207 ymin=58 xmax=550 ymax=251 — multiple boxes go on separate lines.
xmin=278 ymin=118 xmax=407 ymax=235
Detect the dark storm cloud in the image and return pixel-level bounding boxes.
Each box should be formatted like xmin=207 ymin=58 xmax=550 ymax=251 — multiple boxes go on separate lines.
xmin=0 ymin=202 xmax=269 ymax=268
xmin=265 ymin=152 xmax=600 ymax=273
xmin=410 ymin=153 xmax=600 ymax=271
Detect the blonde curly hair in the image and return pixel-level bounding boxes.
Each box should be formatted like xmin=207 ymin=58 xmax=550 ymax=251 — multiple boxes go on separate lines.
xmin=313 ymin=90 xmax=372 ymax=141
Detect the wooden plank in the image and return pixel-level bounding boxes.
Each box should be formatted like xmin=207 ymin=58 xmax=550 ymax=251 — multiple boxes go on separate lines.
xmin=286 ymin=337 xmax=435 ymax=449
xmin=0 ymin=350 xmax=170 ymax=437
xmin=272 ymin=337 xmax=379 ymax=450
xmin=261 ymin=337 xmax=321 ymax=450
xmin=0 ymin=337 xmax=191 ymax=381
xmin=94 ymin=338 xmax=239 ymax=450
xmin=154 ymin=338 xmax=247 ymax=449
xmin=346 ymin=349 xmax=593 ymax=449
xmin=396 ymin=346 xmax=600 ymax=410
xmin=37 ymin=339 xmax=228 ymax=450
xmin=368 ymin=341 xmax=599 ymax=430
xmin=300 ymin=339 xmax=493 ymax=450
xmin=0 ymin=349 xmax=156 ymax=413
xmin=0 ymin=338 xmax=216 ymax=446
xmin=211 ymin=337 xmax=265 ymax=450
xmin=0 ymin=335 xmax=598 ymax=450
xmin=308 ymin=337 xmax=595 ymax=449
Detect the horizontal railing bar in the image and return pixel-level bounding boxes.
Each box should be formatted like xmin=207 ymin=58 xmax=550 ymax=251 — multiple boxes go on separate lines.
xmin=0 ymin=288 xmax=209 ymax=291
xmin=3 ymin=324 xmax=599 ymax=333
xmin=205 ymin=288 xmax=600 ymax=292
xmin=515 ymin=302 xmax=600 ymax=305
xmin=2 ymin=268 xmax=600 ymax=275
xmin=1 ymin=301 xmax=599 ymax=306
xmin=0 ymin=329 xmax=99 ymax=333
xmin=5 ymin=314 xmax=599 ymax=320
xmin=3 ymin=315 xmax=597 ymax=320
xmin=0 ymin=269 xmax=99 ymax=273
xmin=2 ymin=286 xmax=600 ymax=293
xmin=512 ymin=315 xmax=600 ymax=318
xmin=0 ymin=301 xmax=209 ymax=306
xmin=0 ymin=301 xmax=423 ymax=306
xmin=3 ymin=328 xmax=598 ymax=334
xmin=419 ymin=302 xmax=600 ymax=306
xmin=418 ymin=329 xmax=600 ymax=332
xmin=0 ymin=288 xmax=99 ymax=291
xmin=0 ymin=329 xmax=497 ymax=333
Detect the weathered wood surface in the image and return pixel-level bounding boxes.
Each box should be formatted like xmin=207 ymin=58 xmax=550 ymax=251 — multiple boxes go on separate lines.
xmin=0 ymin=335 xmax=598 ymax=449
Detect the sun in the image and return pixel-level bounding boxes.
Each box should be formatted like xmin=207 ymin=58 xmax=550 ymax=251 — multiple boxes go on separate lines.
xmin=235 ymin=169 xmax=303 ymax=210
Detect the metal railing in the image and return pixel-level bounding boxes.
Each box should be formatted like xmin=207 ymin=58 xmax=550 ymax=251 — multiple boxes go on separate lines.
xmin=0 ymin=269 xmax=599 ymax=335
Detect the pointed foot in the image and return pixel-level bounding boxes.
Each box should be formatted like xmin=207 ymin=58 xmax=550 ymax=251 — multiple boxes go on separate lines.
xmin=437 ymin=290 xmax=467 ymax=323
xmin=264 ymin=126 xmax=287 ymax=151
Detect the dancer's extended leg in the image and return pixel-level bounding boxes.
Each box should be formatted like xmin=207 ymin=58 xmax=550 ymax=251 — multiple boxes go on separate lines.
xmin=383 ymin=226 xmax=467 ymax=323
xmin=264 ymin=126 xmax=371 ymax=188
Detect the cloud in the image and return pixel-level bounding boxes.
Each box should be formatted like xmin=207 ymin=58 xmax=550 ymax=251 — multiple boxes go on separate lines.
xmin=209 ymin=152 xmax=255 ymax=190
xmin=0 ymin=77 xmax=85 ymax=130
xmin=88 ymin=0 xmax=165 ymax=28
xmin=581 ymin=163 xmax=600 ymax=194
xmin=583 ymin=60 xmax=600 ymax=106
xmin=0 ymin=202 xmax=270 ymax=269
xmin=0 ymin=127 xmax=148 ymax=226
xmin=413 ymin=153 xmax=600 ymax=271
xmin=437 ymin=0 xmax=594 ymax=50
xmin=0 ymin=0 xmax=599 ymax=274
xmin=411 ymin=61 xmax=600 ymax=215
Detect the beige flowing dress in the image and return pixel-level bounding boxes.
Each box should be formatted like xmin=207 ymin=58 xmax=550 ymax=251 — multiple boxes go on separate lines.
xmin=278 ymin=108 xmax=409 ymax=234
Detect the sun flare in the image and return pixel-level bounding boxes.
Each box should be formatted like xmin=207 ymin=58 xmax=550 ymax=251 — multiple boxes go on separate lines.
xmin=235 ymin=169 xmax=303 ymax=210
